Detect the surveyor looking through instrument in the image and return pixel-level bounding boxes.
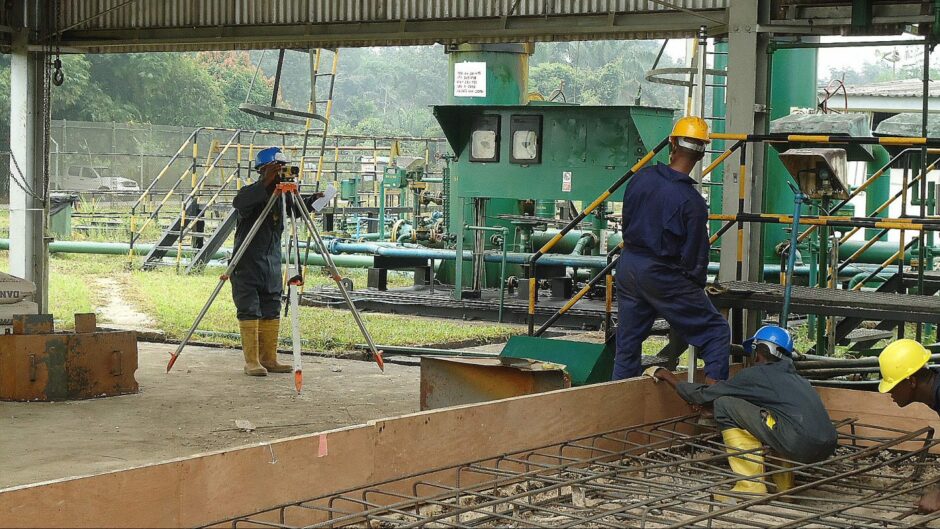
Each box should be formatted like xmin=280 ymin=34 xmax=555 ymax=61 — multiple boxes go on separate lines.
xmin=877 ymin=339 xmax=940 ymax=513
xmin=613 ymin=116 xmax=731 ymax=383
xmin=231 ymin=147 xmax=319 ymax=377
xmin=647 ymin=325 xmax=838 ymax=499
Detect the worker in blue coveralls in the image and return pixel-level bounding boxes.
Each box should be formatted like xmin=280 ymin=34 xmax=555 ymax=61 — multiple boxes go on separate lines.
xmin=231 ymin=147 xmax=319 ymax=377
xmin=613 ymin=116 xmax=730 ymax=383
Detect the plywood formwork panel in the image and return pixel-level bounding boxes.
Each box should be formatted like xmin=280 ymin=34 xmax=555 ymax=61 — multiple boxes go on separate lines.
xmin=2 ymin=380 xmax=939 ymax=528
xmin=0 ymin=377 xmax=690 ymax=528
xmin=819 ymin=387 xmax=940 ymax=452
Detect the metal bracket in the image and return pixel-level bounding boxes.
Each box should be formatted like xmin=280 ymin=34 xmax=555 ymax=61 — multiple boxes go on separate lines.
xmin=238 ymin=104 xmax=327 ymax=126
xmin=110 ymin=350 xmax=123 ymax=376
xmin=28 ymin=354 xmax=37 ymax=382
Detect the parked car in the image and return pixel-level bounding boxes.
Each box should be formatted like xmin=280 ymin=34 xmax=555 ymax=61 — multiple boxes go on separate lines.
xmin=59 ymin=165 xmax=141 ymax=192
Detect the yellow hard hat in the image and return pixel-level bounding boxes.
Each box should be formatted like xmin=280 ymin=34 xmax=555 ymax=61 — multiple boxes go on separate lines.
xmin=877 ymin=339 xmax=931 ymax=393
xmin=671 ymin=116 xmax=710 ymax=144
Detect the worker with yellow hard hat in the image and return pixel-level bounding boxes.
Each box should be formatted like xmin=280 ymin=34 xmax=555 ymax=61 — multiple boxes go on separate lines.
xmin=613 ymin=116 xmax=731 ymax=384
xmin=877 ymin=339 xmax=940 ymax=512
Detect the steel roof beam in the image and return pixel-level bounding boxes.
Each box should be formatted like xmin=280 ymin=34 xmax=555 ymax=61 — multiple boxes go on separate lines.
xmin=54 ymin=11 xmax=728 ymax=53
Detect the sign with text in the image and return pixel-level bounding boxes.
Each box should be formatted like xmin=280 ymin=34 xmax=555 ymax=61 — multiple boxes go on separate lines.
xmin=454 ymin=62 xmax=487 ymax=97
xmin=562 ymin=171 xmax=572 ymax=192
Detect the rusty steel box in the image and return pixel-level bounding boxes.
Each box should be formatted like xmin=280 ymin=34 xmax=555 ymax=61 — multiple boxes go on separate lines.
xmin=0 ymin=313 xmax=139 ymax=401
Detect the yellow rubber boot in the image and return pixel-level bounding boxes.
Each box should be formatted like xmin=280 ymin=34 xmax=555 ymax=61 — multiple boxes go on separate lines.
xmin=771 ymin=459 xmax=794 ymax=493
xmin=720 ymin=428 xmax=768 ymax=498
xmin=240 ymin=320 xmax=267 ymax=376
xmin=258 ymin=319 xmax=292 ymax=373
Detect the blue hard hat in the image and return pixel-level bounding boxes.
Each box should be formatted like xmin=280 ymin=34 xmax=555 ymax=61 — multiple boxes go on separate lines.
xmin=743 ymin=325 xmax=795 ymax=359
xmin=254 ymin=147 xmax=290 ymax=170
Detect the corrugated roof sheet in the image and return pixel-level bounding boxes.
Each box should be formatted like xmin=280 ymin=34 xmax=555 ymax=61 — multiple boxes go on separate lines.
xmin=58 ymin=0 xmax=731 ymax=29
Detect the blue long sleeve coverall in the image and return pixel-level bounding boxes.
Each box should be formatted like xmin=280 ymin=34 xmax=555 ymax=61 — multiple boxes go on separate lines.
xmin=613 ymin=163 xmax=730 ymax=381
xmin=230 ymin=180 xmax=285 ymax=321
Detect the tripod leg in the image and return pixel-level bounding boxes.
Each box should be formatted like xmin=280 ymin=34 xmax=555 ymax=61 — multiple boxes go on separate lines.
xmin=294 ymin=192 xmax=385 ymax=371
xmin=285 ymin=193 xmax=305 ymax=392
xmin=167 ymin=190 xmax=281 ymax=372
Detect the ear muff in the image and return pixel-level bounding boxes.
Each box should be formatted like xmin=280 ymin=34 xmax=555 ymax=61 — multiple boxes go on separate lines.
xmin=755 ymin=341 xmax=785 ymax=359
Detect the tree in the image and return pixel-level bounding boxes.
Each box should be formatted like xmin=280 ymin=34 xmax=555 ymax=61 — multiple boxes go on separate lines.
xmin=195 ymin=51 xmax=275 ymax=129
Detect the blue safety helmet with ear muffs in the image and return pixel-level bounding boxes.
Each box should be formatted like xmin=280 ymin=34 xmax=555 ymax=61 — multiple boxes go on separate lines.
xmin=742 ymin=325 xmax=795 ymax=359
xmin=254 ymin=146 xmax=290 ymax=170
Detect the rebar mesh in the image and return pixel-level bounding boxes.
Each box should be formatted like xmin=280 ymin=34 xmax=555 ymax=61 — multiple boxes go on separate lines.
xmin=221 ymin=415 xmax=940 ymax=529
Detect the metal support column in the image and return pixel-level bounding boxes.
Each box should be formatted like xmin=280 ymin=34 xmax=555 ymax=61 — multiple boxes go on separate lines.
xmin=720 ymin=0 xmax=770 ymax=338
xmin=8 ymin=23 xmax=50 ymax=311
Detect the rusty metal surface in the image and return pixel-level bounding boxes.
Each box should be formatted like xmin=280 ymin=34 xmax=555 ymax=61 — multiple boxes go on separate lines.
xmin=12 ymin=314 xmax=54 ymax=335
xmin=0 ymin=327 xmax=138 ymax=402
xmin=420 ymin=356 xmax=569 ymax=410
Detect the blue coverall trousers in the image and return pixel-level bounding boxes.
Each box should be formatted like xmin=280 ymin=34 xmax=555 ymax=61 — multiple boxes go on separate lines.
xmin=613 ymin=251 xmax=730 ymax=381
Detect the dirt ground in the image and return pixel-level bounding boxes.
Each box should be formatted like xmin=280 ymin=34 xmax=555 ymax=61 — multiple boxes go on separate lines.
xmin=0 ymin=342 xmax=419 ymax=489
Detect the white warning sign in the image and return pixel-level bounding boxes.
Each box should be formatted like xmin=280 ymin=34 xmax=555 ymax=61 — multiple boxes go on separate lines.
xmin=562 ymin=171 xmax=572 ymax=192
xmin=454 ymin=62 xmax=487 ymax=98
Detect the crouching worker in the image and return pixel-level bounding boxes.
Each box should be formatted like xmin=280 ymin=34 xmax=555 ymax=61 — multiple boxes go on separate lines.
xmin=877 ymin=339 xmax=940 ymax=513
xmin=646 ymin=325 xmax=838 ymax=498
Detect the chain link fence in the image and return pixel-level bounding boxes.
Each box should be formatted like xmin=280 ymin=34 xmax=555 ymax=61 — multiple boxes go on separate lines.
xmin=0 ymin=120 xmax=448 ymax=206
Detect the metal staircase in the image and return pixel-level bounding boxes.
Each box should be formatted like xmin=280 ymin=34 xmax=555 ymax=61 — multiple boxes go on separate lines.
xmin=138 ymin=130 xmax=242 ymax=270
xmin=129 ymin=48 xmax=340 ymax=272
xmin=184 ymin=48 xmax=339 ymax=273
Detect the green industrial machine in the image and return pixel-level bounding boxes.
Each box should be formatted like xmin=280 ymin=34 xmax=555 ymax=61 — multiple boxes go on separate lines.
xmin=435 ymin=42 xmax=673 ymax=295
xmin=428 ymin=42 xmax=674 ymax=384
xmin=433 ymin=103 xmax=674 ymax=294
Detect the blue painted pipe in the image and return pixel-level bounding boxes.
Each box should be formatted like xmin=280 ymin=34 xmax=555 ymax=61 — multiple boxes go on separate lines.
xmin=323 ymin=240 xmax=885 ymax=279
xmin=0 ymin=238 xmax=889 ymax=281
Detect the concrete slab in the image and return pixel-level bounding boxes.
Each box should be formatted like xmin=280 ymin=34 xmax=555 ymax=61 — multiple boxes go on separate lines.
xmin=0 ymin=342 xmax=418 ymax=488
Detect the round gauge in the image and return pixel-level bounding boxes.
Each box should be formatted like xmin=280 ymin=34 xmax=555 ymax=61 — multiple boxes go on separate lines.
xmin=471 ymin=130 xmax=497 ymax=160
xmin=512 ymin=130 xmax=538 ymax=160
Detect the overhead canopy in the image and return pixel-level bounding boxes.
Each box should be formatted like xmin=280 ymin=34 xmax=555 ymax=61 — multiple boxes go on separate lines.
xmin=874 ymin=113 xmax=940 ymax=138
xmin=770 ymin=113 xmax=874 ymax=162
xmin=3 ymin=1 xmax=936 ymax=53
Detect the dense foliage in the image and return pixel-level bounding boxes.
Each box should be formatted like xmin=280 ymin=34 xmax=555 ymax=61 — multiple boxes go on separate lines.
xmin=0 ymin=41 xmax=687 ymax=143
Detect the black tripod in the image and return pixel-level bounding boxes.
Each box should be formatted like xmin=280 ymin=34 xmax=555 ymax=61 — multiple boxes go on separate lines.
xmin=166 ymin=178 xmax=384 ymax=393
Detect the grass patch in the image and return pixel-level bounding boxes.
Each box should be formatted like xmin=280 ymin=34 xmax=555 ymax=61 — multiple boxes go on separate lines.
xmin=0 ymin=207 xmax=8 ymax=239
xmin=0 ymin=250 xmax=99 ymax=329
xmin=128 ymin=265 xmax=520 ymax=352
xmin=2 ymin=252 xmax=519 ymax=351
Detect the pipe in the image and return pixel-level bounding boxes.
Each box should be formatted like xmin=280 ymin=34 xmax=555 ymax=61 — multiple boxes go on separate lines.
xmin=571 ymin=233 xmax=597 ymax=256
xmin=809 ymin=379 xmax=879 ymax=389
xmin=0 ymin=239 xmax=376 ymax=268
xmin=847 ymin=271 xmax=896 ymax=290
xmin=795 ymin=354 xmax=940 ymax=370
xmin=531 ymin=229 xmax=589 ymax=254
xmin=838 ymin=240 xmax=927 ymax=264
xmin=0 ymin=238 xmax=892 ymax=280
xmin=865 ymin=145 xmax=892 ymax=239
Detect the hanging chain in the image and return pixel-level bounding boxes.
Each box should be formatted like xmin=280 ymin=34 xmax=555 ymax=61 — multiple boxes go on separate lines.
xmin=51 ymin=0 xmax=64 ymax=86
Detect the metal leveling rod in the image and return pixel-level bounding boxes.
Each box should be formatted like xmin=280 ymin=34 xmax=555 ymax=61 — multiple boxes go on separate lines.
xmin=285 ymin=192 xmax=305 ymax=393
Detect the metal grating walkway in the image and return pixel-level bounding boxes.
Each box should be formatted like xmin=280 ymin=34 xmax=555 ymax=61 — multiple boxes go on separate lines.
xmin=221 ymin=416 xmax=940 ymax=528
xmin=712 ymin=281 xmax=940 ymax=324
